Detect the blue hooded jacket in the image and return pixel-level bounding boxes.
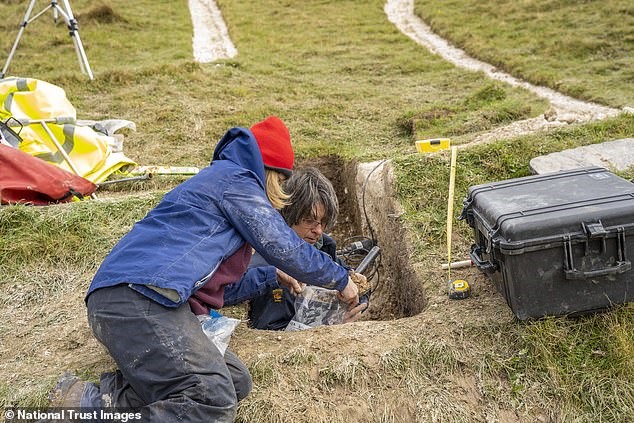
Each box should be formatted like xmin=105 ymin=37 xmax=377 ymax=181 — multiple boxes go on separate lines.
xmin=86 ymin=126 xmax=349 ymax=307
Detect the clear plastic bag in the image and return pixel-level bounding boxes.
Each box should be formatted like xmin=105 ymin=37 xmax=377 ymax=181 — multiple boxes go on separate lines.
xmin=198 ymin=310 xmax=240 ymax=355
xmin=285 ymin=286 xmax=347 ymax=331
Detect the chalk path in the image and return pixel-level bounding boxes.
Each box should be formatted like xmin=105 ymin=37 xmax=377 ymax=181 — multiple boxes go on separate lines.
xmin=188 ymin=0 xmax=237 ymax=62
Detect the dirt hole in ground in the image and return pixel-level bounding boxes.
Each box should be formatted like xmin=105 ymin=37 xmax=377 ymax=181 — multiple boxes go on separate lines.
xmin=299 ymin=156 xmax=427 ymax=322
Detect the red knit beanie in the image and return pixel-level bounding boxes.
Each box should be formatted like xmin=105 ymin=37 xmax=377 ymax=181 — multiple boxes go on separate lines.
xmin=250 ymin=116 xmax=294 ymax=177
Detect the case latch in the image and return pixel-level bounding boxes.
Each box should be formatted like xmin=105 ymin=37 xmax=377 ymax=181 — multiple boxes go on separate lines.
xmin=563 ymin=229 xmax=631 ymax=280
xmin=583 ymin=221 xmax=607 ymax=239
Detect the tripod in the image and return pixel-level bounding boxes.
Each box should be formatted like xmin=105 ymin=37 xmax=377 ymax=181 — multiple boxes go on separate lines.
xmin=1 ymin=0 xmax=94 ymax=80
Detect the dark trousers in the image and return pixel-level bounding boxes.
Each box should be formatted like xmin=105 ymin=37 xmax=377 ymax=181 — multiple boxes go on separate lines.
xmin=86 ymin=284 xmax=252 ymax=423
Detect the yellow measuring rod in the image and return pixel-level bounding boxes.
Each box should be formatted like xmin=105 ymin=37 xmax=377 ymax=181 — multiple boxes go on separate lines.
xmin=446 ymin=146 xmax=470 ymax=299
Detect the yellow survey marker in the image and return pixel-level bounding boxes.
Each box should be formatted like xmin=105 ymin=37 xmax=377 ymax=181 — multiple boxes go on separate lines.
xmin=415 ymin=138 xmax=450 ymax=153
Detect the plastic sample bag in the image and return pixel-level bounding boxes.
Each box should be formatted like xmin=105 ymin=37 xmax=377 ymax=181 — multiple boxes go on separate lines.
xmin=285 ymin=286 xmax=347 ymax=331
xmin=198 ymin=310 xmax=240 ymax=356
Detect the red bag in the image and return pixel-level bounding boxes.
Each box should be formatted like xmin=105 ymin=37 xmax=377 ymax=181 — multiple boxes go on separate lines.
xmin=0 ymin=144 xmax=97 ymax=205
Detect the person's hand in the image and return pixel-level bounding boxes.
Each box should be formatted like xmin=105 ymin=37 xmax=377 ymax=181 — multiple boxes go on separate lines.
xmin=343 ymin=302 xmax=368 ymax=324
xmin=276 ymin=269 xmax=305 ymax=295
xmin=337 ymin=276 xmax=359 ymax=306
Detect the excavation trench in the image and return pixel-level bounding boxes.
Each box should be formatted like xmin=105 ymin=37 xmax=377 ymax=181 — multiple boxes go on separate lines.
xmin=303 ymin=157 xmax=426 ymax=321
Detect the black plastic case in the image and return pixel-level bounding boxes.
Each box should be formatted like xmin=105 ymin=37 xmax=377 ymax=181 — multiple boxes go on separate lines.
xmin=460 ymin=167 xmax=634 ymax=320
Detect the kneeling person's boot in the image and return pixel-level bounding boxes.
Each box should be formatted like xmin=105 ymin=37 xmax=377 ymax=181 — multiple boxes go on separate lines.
xmin=48 ymin=373 xmax=88 ymax=408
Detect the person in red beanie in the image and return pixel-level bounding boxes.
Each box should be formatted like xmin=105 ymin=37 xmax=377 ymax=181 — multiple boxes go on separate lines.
xmin=47 ymin=116 xmax=360 ymax=422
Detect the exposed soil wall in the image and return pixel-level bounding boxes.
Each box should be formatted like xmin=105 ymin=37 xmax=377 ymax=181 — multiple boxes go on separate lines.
xmin=304 ymin=157 xmax=427 ymax=321
xmin=354 ymin=160 xmax=426 ymax=320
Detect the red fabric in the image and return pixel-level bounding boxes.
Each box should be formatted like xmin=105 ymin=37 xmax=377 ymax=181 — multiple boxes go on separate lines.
xmin=250 ymin=116 xmax=294 ymax=176
xmin=0 ymin=144 xmax=96 ymax=205
xmin=188 ymin=242 xmax=253 ymax=315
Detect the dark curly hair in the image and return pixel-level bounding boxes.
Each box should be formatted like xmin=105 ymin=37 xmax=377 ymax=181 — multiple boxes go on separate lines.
xmin=280 ymin=167 xmax=338 ymax=233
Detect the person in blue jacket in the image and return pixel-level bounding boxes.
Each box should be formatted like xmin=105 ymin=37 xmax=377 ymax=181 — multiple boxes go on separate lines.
xmin=223 ymin=167 xmax=368 ymax=330
xmin=49 ymin=116 xmax=360 ymax=423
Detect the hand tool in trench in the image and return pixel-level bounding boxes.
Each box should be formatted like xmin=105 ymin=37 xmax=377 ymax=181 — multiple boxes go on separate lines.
xmin=355 ymin=245 xmax=381 ymax=275
xmin=352 ymin=245 xmax=381 ymax=312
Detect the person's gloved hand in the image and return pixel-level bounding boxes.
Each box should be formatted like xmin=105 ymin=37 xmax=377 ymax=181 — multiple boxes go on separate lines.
xmin=337 ymin=276 xmax=359 ymax=306
xmin=275 ymin=269 xmax=305 ymax=295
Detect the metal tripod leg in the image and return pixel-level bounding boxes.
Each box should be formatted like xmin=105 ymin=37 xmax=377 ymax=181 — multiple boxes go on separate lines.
xmin=1 ymin=0 xmax=39 ymax=79
xmin=60 ymin=0 xmax=94 ymax=80
xmin=0 ymin=0 xmax=94 ymax=80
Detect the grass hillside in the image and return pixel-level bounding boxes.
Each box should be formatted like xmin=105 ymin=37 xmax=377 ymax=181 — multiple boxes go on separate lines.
xmin=1 ymin=0 xmax=633 ymax=421
xmin=414 ymin=0 xmax=634 ymax=108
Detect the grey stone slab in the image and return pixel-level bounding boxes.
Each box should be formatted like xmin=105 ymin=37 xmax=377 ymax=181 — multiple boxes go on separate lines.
xmin=529 ymin=138 xmax=634 ymax=174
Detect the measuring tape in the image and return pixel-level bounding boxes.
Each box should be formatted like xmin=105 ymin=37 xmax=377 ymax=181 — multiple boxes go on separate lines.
xmin=448 ymin=279 xmax=471 ymax=300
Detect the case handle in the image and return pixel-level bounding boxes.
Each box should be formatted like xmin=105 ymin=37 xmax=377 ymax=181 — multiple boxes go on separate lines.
xmin=564 ymin=261 xmax=631 ymax=280
xmin=469 ymin=244 xmax=497 ymax=274
xmin=564 ymin=229 xmax=631 ymax=280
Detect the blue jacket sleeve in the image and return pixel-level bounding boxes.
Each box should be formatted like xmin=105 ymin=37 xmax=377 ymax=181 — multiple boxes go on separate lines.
xmin=220 ymin=173 xmax=350 ymax=292
xmin=223 ymin=265 xmax=279 ymax=306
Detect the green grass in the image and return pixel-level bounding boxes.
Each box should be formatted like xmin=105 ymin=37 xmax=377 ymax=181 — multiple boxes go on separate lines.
xmin=319 ymin=356 xmax=368 ymax=390
xmin=466 ymin=306 xmax=634 ymax=420
xmin=380 ymin=337 xmax=461 ymax=379
xmin=0 ymin=0 xmax=193 ymax=74
xmin=414 ymin=0 xmax=634 ymax=108
xmin=0 ymin=196 xmax=160 ymax=272
xmin=521 ymin=309 xmax=634 ymax=419
xmin=1 ymin=0 xmax=634 ymax=421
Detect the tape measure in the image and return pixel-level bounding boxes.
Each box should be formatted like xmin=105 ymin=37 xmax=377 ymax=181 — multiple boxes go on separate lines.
xmin=448 ymin=279 xmax=471 ymax=300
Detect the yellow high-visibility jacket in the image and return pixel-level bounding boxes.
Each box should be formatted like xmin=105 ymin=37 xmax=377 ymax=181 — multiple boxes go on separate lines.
xmin=0 ymin=77 xmax=136 ymax=183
